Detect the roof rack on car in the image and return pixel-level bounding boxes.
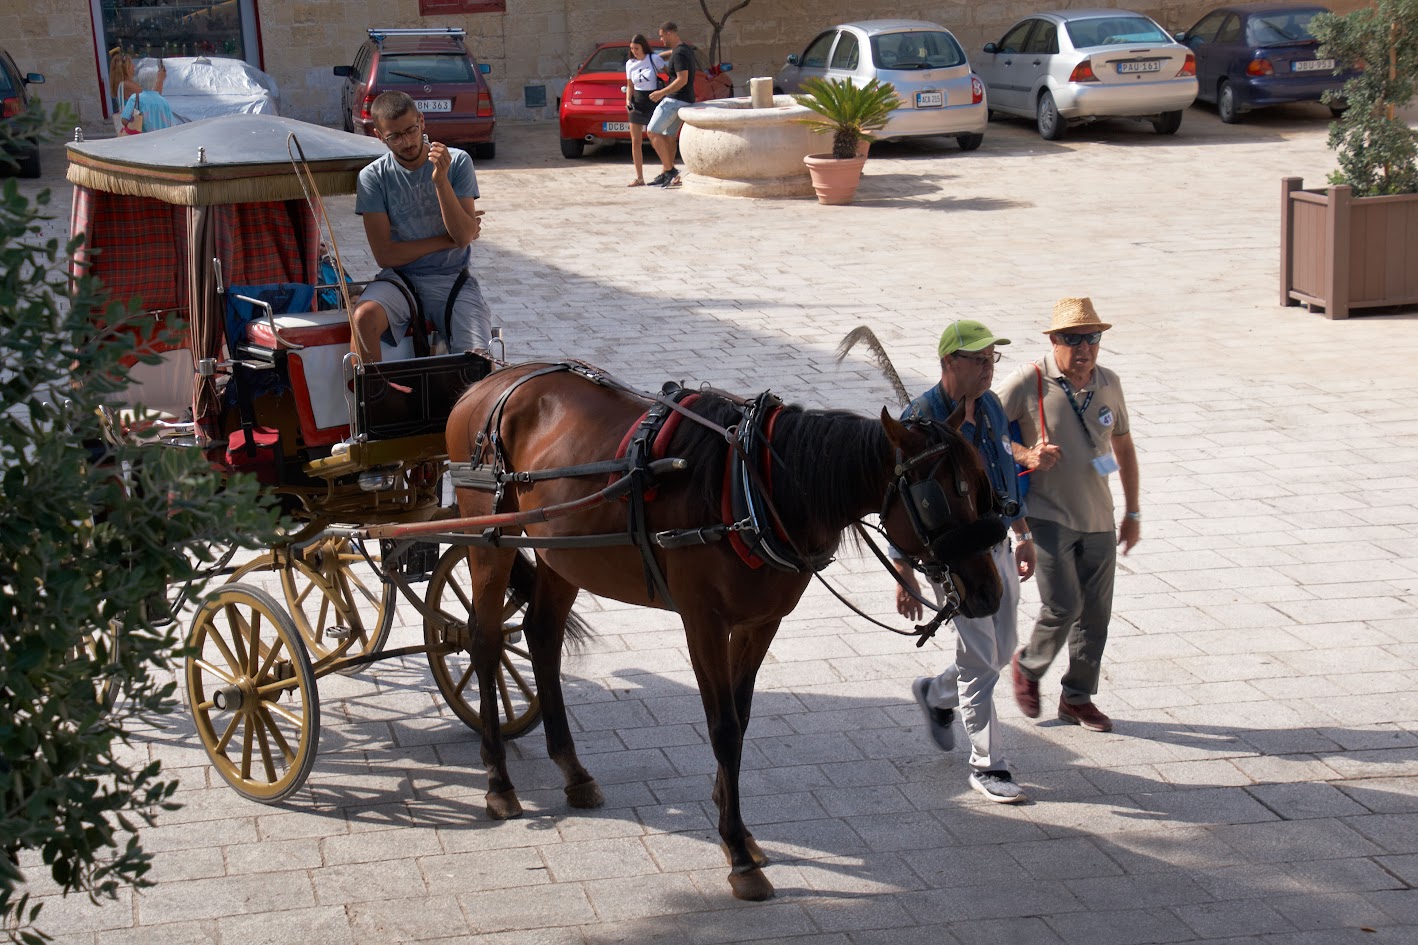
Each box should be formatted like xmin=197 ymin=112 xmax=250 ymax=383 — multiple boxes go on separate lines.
xmin=367 ymin=27 xmax=467 ymax=41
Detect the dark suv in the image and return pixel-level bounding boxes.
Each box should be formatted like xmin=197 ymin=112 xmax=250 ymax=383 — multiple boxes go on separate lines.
xmin=0 ymin=47 xmax=44 ymax=178
xmin=335 ymin=27 xmax=496 ymax=159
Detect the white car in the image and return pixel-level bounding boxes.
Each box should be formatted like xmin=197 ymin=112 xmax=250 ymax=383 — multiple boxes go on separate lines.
xmin=774 ymin=19 xmax=988 ymax=151
xmin=132 ymin=56 xmax=280 ymax=123
xmin=974 ymin=9 xmax=1198 ymax=139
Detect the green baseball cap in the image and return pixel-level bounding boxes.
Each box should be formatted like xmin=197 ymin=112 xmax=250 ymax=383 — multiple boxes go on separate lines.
xmin=938 ymin=320 xmax=1011 ymax=358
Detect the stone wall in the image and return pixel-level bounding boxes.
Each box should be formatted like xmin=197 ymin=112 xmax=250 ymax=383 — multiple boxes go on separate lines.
xmin=3 ymin=0 xmax=1374 ymax=129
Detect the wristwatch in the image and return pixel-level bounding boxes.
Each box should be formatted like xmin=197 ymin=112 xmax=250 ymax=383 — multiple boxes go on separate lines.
xmin=1015 ymin=531 xmax=1033 ymax=542
xmin=1124 ymin=511 xmax=1141 ymax=521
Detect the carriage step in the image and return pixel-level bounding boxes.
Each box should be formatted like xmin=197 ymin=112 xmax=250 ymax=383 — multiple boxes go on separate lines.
xmin=325 ymin=626 xmax=354 ymax=641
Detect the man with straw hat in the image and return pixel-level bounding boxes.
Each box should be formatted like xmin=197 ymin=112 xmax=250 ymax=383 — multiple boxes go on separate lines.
xmin=997 ymin=298 xmax=1140 ymax=733
xmin=893 ymin=319 xmax=1036 ymax=803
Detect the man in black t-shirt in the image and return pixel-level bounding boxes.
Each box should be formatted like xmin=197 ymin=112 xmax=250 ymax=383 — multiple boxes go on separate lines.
xmin=646 ymin=21 xmax=696 ymax=187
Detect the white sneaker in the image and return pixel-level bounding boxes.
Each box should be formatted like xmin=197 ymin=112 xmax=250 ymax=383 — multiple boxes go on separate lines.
xmin=969 ymin=769 xmax=1026 ymax=804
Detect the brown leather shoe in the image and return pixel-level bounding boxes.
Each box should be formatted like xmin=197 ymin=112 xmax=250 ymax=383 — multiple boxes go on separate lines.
xmin=1011 ymin=650 xmax=1040 ymax=718
xmin=1058 ymin=698 xmax=1113 ymax=732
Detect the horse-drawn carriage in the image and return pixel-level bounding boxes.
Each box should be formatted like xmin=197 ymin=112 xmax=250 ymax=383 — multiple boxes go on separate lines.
xmin=69 ymin=114 xmax=1007 ymax=900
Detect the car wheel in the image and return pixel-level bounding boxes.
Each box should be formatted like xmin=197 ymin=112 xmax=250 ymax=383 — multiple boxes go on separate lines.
xmin=1218 ymin=81 xmax=1240 ymax=124
xmin=1037 ymin=91 xmax=1065 ymax=141
xmin=1151 ymin=110 xmax=1183 ymax=135
xmin=560 ymin=137 xmax=585 ymax=159
xmin=473 ymin=142 xmax=496 ymax=160
xmin=1328 ymin=102 xmax=1348 ymax=118
xmin=956 ymin=133 xmax=984 ymax=151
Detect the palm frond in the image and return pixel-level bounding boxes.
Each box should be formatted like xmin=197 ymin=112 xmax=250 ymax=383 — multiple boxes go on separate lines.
xmin=835 ymin=325 xmax=911 ymax=407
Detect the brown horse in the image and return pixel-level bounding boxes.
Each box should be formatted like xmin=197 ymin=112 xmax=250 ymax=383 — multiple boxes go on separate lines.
xmin=444 ymin=362 xmax=1003 ymax=901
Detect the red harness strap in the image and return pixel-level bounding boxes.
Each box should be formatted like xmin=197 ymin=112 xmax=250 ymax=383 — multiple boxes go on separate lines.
xmin=611 ymin=392 xmax=701 ymax=499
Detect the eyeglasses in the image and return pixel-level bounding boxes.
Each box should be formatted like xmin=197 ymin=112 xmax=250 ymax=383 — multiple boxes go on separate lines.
xmin=954 ymin=350 xmax=1002 ymax=365
xmin=382 ymin=121 xmax=423 ymax=144
xmin=1054 ymin=331 xmax=1102 ymax=347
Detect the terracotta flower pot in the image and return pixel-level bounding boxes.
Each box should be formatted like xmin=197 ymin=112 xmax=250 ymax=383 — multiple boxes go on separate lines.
xmin=802 ymin=153 xmax=868 ymax=206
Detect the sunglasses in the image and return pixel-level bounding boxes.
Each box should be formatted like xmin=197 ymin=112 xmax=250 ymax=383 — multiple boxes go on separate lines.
xmin=1054 ymin=331 xmax=1102 ymax=347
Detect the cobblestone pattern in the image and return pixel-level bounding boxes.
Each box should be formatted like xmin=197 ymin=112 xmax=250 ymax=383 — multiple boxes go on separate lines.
xmin=11 ymin=102 xmax=1418 ymax=944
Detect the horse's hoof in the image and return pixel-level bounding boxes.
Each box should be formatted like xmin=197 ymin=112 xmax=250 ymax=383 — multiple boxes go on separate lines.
xmin=485 ymin=790 xmax=524 ymax=820
xmin=721 ymin=838 xmax=770 ymax=868
xmin=564 ymin=781 xmax=604 ymax=809
xmin=728 ymin=868 xmax=774 ymax=901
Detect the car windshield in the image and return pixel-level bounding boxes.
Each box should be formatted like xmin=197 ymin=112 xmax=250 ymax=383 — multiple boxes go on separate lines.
xmin=1248 ymin=9 xmax=1324 ymax=45
xmin=583 ymin=46 xmax=632 ymax=72
xmin=1065 ymin=16 xmax=1171 ymax=48
xmin=869 ymin=30 xmax=965 ymax=70
xmin=377 ymin=54 xmax=476 ymax=84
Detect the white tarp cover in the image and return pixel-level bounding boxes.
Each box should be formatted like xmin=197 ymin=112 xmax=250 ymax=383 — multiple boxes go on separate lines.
xmin=133 ymin=56 xmax=281 ymax=122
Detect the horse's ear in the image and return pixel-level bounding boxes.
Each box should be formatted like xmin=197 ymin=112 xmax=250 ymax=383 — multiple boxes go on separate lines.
xmin=881 ymin=408 xmax=920 ymax=451
xmin=946 ymin=401 xmax=966 ymax=431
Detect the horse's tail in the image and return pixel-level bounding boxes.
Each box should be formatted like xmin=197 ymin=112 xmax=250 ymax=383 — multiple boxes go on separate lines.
xmin=835 ymin=326 xmax=911 ymax=407
xmin=507 ymin=550 xmax=593 ymax=649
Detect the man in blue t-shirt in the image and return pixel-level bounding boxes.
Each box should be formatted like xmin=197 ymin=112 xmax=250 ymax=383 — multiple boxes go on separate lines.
xmin=892 ymin=319 xmax=1035 ymax=804
xmin=645 ymin=21 xmax=697 ymax=188
xmin=352 ymin=91 xmax=491 ymax=362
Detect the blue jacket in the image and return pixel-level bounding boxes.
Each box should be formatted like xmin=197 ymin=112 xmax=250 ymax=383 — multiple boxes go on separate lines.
xmin=902 ymin=384 xmax=1026 ymax=526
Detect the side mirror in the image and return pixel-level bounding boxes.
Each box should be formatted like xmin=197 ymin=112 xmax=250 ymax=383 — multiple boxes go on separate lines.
xmin=333 ymin=65 xmax=352 ymax=77
xmin=479 ymin=63 xmax=491 ymax=74
xmin=982 ymin=42 xmax=999 ymax=54
xmin=785 ymin=53 xmax=799 ymax=65
xmin=720 ymin=62 xmax=733 ymax=72
xmin=1173 ymin=31 xmax=1187 ymax=42
xmin=24 ymin=72 xmax=44 ymax=85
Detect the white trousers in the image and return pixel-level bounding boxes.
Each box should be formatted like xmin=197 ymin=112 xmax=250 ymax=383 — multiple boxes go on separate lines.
xmin=923 ymin=539 xmax=1021 ymax=773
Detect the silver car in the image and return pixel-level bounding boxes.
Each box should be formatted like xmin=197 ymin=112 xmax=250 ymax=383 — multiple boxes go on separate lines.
xmin=975 ymin=9 xmax=1198 ymax=139
xmin=774 ymin=19 xmax=988 ymax=151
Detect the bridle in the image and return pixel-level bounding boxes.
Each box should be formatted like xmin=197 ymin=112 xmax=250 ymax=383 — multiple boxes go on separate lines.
xmin=881 ymin=420 xmax=1007 ymax=585
xmin=818 ymin=419 xmax=1006 ymax=647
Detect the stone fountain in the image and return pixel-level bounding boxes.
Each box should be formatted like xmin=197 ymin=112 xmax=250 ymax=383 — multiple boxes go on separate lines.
xmin=677 ymin=77 xmax=818 ymax=198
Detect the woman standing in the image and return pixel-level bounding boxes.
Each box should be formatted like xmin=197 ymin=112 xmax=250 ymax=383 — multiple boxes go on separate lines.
xmin=624 ymin=34 xmax=665 ymax=186
xmin=108 ymin=50 xmax=141 ymax=134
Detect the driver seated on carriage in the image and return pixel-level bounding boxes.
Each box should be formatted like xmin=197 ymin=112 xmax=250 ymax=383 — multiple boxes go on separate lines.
xmin=349 ymin=90 xmax=491 ymax=364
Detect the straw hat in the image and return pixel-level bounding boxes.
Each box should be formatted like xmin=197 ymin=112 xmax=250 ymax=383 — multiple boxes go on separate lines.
xmin=1043 ymin=296 xmax=1112 ymax=334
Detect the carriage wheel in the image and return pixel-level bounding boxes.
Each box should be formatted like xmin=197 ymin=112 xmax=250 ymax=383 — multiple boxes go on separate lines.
xmin=72 ymin=620 xmax=121 ymax=711
xmin=424 ymin=546 xmax=542 ymax=739
xmin=230 ymin=536 xmax=394 ymax=671
xmin=185 ymin=584 xmax=320 ymax=803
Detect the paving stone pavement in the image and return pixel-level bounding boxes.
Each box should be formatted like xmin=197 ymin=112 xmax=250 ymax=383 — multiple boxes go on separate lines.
xmin=11 ymin=102 xmax=1418 ymax=944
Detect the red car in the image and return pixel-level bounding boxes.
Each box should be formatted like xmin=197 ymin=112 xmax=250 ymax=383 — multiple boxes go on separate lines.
xmin=334 ymin=27 xmax=496 ymax=159
xmin=558 ymin=42 xmax=733 ymax=158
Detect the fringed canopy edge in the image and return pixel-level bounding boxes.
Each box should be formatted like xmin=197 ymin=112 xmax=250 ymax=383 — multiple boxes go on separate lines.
xmin=66 ymin=162 xmax=367 ymax=207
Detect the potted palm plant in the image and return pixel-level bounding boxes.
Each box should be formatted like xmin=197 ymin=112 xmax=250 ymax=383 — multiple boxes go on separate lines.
xmin=1280 ymin=0 xmax=1418 ymax=319
xmin=794 ymin=76 xmax=899 ymax=205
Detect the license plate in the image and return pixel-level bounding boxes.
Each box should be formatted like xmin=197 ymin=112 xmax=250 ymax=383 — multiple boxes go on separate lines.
xmin=414 ymin=99 xmax=451 ymax=112
xmin=1292 ymin=58 xmax=1336 ymax=72
xmin=602 ymin=121 xmax=630 ymax=132
xmin=915 ymin=90 xmax=944 ymax=108
xmin=1116 ymin=60 xmax=1162 ymax=74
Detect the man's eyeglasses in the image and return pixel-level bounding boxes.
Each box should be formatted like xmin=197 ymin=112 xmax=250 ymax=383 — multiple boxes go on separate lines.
xmin=954 ymin=350 xmax=1002 ymax=365
xmin=1054 ymin=331 xmax=1102 ymax=347
xmin=383 ymin=122 xmax=423 ymax=144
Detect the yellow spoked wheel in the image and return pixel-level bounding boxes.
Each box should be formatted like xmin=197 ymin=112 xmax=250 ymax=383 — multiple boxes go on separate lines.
xmin=424 ymin=547 xmax=542 ymax=739
xmin=230 ymin=536 xmax=394 ymax=672
xmin=186 ymin=584 xmax=319 ymax=803
xmin=73 ymin=620 xmax=121 ymax=711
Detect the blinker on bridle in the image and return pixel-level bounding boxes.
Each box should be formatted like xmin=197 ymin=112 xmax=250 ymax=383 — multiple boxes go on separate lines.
xmin=883 ymin=424 xmax=1007 ymax=586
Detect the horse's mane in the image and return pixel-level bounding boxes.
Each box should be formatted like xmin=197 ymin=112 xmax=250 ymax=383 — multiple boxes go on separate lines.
xmin=671 ymin=392 xmax=891 ymax=548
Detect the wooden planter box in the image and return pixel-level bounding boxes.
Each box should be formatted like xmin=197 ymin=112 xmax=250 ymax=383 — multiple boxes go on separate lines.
xmin=1280 ymin=177 xmax=1418 ymax=319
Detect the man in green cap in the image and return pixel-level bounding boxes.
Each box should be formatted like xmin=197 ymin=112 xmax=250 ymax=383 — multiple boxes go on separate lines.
xmin=891 ymin=319 xmax=1036 ymax=803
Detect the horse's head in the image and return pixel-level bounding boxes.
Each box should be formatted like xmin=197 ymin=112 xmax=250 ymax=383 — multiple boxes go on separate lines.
xmin=879 ymin=408 xmax=1004 ymax=619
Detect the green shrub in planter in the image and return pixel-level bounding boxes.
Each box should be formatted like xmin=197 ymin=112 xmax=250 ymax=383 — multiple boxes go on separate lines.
xmin=0 ymin=112 xmax=279 ymax=943
xmin=1313 ymin=0 xmax=1418 ymax=196
xmin=793 ymin=77 xmax=899 ymax=158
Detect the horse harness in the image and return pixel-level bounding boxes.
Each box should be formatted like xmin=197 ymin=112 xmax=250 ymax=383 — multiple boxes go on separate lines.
xmin=449 ymin=362 xmax=999 ymax=637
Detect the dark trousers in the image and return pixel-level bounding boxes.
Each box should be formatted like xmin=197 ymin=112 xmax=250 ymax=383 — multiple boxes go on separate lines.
xmin=1016 ymin=517 xmax=1116 ymax=704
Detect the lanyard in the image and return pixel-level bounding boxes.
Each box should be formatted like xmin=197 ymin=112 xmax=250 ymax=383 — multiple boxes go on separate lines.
xmin=1055 ymin=376 xmax=1098 ymax=451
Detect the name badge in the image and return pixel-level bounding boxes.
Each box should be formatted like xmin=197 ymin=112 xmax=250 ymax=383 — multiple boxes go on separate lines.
xmin=1091 ymin=452 xmax=1119 ymax=477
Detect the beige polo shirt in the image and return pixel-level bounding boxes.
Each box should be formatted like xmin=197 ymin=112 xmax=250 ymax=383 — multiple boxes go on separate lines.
xmin=996 ymin=352 xmax=1131 ymax=534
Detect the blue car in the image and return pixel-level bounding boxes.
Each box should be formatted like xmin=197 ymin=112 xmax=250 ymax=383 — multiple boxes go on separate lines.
xmin=1175 ymin=3 xmax=1356 ymax=123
